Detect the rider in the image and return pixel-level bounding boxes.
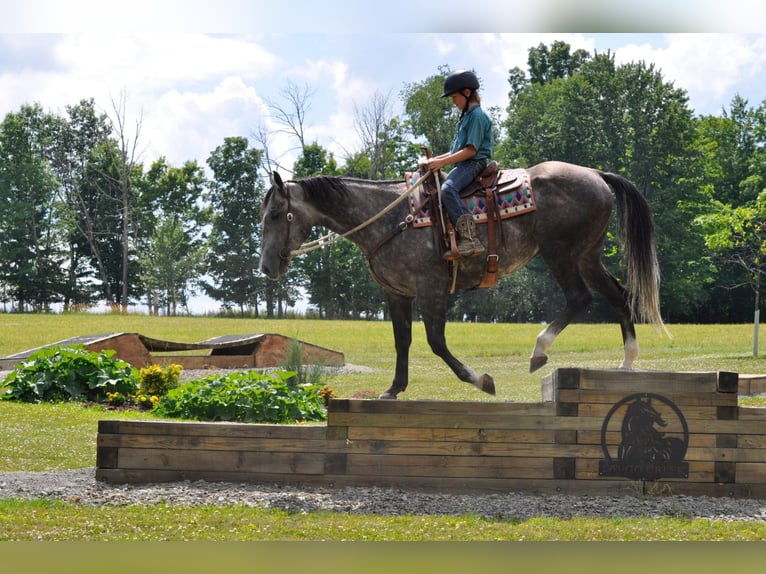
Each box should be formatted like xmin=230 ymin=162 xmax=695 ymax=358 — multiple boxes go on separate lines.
xmin=422 ymin=69 xmax=494 ymax=259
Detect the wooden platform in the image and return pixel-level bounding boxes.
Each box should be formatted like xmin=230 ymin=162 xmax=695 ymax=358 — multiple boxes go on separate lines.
xmin=96 ymin=368 xmax=766 ymax=498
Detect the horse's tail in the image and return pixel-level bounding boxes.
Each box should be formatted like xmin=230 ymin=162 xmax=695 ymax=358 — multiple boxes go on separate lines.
xmin=600 ymin=171 xmax=670 ymax=336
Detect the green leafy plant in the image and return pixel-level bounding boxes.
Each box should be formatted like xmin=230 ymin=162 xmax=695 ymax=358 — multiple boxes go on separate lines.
xmin=152 ymin=370 xmax=327 ymax=423
xmin=1 ymin=346 xmax=139 ymax=403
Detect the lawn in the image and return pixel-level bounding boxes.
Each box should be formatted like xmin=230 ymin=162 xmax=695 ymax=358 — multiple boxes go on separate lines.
xmin=1 ymin=314 xmax=765 ymax=546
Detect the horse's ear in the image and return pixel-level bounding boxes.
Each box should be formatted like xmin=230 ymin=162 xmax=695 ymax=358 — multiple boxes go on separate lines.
xmin=270 ymin=171 xmax=284 ymax=190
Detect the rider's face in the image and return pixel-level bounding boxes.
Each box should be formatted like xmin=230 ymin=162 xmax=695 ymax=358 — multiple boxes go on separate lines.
xmin=449 ymin=91 xmax=468 ymax=108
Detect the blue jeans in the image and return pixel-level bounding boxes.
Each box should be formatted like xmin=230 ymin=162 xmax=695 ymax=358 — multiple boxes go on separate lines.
xmin=439 ymin=159 xmax=487 ymax=224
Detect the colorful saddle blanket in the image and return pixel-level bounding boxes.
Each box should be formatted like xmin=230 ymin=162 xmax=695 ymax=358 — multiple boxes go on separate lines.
xmin=407 ymin=167 xmax=536 ymax=228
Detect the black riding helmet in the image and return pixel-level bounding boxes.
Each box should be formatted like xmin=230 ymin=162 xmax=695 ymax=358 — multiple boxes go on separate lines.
xmin=441 ymin=70 xmax=480 ymax=98
xmin=441 ymin=70 xmax=480 ymax=117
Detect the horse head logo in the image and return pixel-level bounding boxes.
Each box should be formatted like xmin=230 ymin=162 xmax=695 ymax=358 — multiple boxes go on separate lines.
xmin=600 ymin=393 xmax=689 ymax=481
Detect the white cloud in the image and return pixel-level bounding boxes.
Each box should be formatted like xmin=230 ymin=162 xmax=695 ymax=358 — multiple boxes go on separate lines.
xmin=613 ymin=34 xmax=766 ymax=112
xmin=146 ymin=76 xmax=268 ymax=167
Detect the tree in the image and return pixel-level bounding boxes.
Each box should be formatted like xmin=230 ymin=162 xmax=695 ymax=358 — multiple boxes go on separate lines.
xmin=48 ymin=99 xmax=112 ymax=310
xmin=135 ymin=158 xmax=209 ymax=315
xmin=293 ymin=141 xmax=339 ymax=177
xmin=58 ymin=94 xmax=143 ymax=310
xmin=266 ymin=80 xmax=315 ymax=164
xmin=695 ymin=192 xmax=765 ymax=354
xmin=203 ymin=137 xmax=273 ymax=315
xmin=0 ymin=104 xmax=64 ymax=311
xmin=106 ymin=93 xmax=143 ymax=311
xmin=689 ymin=95 xmax=766 ymax=322
xmin=353 ymin=90 xmax=395 ymax=180
xmin=527 ymin=40 xmax=590 ymax=85
xmin=400 ymin=65 xmax=458 ymax=155
xmin=74 ymin=138 xmax=135 ymax=308
xmin=138 ymin=216 xmax=205 ymax=315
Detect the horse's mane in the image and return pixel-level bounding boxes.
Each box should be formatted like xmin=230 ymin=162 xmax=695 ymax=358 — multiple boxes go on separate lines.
xmin=294 ymin=175 xmax=350 ymax=204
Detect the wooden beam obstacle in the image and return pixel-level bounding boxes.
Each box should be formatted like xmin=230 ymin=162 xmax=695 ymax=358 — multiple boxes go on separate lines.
xmin=96 ymin=368 xmax=766 ymax=498
xmin=0 ymin=332 xmax=344 ymax=371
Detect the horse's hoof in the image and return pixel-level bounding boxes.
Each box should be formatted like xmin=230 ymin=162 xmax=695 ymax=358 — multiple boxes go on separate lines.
xmin=477 ymin=374 xmax=495 ymax=395
xmin=529 ymin=355 xmax=548 ymax=373
xmin=378 ymin=391 xmax=398 ymax=400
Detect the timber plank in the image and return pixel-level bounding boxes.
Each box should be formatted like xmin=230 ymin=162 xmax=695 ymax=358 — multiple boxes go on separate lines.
xmin=328 ymin=412 xmax=605 ymax=431
xmin=578 ymin=369 xmax=720 ymax=392
xmin=681 ymin=419 xmax=766 ymax=434
xmin=736 ymin=463 xmax=766 ymax=484
xmin=327 ymin=439 xmax=601 ymax=459
xmin=99 ymin=419 xmax=327 ymax=439
xmin=738 ymin=435 xmax=766 ymax=449
xmin=346 ymin=426 xmax=558 ymax=444
xmin=328 ymin=399 xmax=556 ymax=416
xmin=556 ymin=389 xmax=738 ymax=407
xmin=678 ymin=447 xmax=736 ymax=463
xmin=98 ymin=433 xmax=330 ymax=454
xmin=116 ymin=447 xmax=325 ymax=474
xmin=344 ymin=453 xmax=554 ymax=480
xmin=739 ymin=407 xmax=766 ymax=421
xmin=732 ymin=448 xmax=766 ymax=463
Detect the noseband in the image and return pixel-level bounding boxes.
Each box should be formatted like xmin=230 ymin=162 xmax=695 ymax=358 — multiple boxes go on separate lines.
xmin=278 ymin=188 xmax=294 ymax=261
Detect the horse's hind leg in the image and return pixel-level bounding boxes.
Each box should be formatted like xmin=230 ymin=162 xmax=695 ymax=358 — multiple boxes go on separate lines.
xmin=419 ymin=289 xmax=495 ymax=396
xmin=581 ymin=259 xmax=639 ymax=369
xmin=530 ymin=252 xmax=594 ymax=372
xmin=379 ymin=293 xmax=414 ymax=399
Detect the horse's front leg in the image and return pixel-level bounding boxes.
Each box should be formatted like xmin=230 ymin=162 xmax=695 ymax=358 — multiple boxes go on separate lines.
xmin=419 ymin=284 xmax=495 ymax=396
xmin=379 ymin=293 xmax=414 ymax=399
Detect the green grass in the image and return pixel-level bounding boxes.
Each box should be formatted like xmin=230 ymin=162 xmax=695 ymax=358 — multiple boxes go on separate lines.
xmin=1 ymin=499 xmax=765 ymax=541
xmin=0 ymin=400 xmax=154 ymax=472
xmin=1 ymin=314 xmax=765 ymax=541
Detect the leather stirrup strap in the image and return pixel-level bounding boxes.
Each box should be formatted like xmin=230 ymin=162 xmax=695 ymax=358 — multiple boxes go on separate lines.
xmin=444 ymin=223 xmax=460 ymax=261
xmin=479 ymin=187 xmax=499 ymax=288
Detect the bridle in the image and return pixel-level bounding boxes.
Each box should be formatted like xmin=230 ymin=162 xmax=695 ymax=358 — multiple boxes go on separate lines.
xmin=277 ymin=189 xmax=295 ymax=262
xmin=273 ymin=170 xmax=435 ymax=260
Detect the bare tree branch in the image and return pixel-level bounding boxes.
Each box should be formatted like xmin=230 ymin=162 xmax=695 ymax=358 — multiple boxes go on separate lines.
xmin=265 ymin=80 xmax=316 ymax=149
xmin=353 ymin=90 xmax=393 ymax=179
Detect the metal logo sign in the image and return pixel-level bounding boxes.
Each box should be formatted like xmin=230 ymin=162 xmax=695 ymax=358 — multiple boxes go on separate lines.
xmin=599 ymin=393 xmax=689 ymax=481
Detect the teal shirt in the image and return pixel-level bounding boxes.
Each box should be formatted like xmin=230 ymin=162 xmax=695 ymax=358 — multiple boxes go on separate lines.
xmin=450 ymin=104 xmax=493 ymax=161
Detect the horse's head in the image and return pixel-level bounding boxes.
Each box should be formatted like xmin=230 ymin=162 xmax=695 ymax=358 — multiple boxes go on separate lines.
xmin=258 ymin=171 xmax=314 ymax=280
xmin=624 ymin=397 xmax=668 ymax=433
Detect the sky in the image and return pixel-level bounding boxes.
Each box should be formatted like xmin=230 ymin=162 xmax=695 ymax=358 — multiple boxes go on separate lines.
xmin=2 ymin=1 xmax=766 ymax=178
xmin=2 ymin=0 xmax=766 ymax=312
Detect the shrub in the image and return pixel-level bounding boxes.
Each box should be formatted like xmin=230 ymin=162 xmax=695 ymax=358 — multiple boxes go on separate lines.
xmin=1 ymin=346 xmax=139 ymax=403
xmin=139 ymin=363 xmax=182 ymax=397
xmin=152 ymin=370 xmax=328 ymax=423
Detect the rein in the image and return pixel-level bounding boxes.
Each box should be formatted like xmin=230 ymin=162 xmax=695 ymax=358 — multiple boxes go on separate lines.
xmin=285 ymin=170 xmax=435 ymax=257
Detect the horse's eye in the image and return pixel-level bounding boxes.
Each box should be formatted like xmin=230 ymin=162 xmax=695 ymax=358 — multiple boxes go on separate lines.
xmin=269 ymin=210 xmax=281 ymax=221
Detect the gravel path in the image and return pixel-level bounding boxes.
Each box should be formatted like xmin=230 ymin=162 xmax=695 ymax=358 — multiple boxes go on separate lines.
xmin=1 ymin=467 xmax=766 ymax=521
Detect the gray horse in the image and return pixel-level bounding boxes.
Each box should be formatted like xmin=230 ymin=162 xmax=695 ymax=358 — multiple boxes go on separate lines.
xmin=259 ymin=161 xmax=666 ymax=399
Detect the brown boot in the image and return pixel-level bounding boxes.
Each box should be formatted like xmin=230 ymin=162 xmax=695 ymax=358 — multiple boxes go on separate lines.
xmin=452 ymin=214 xmax=485 ymax=259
